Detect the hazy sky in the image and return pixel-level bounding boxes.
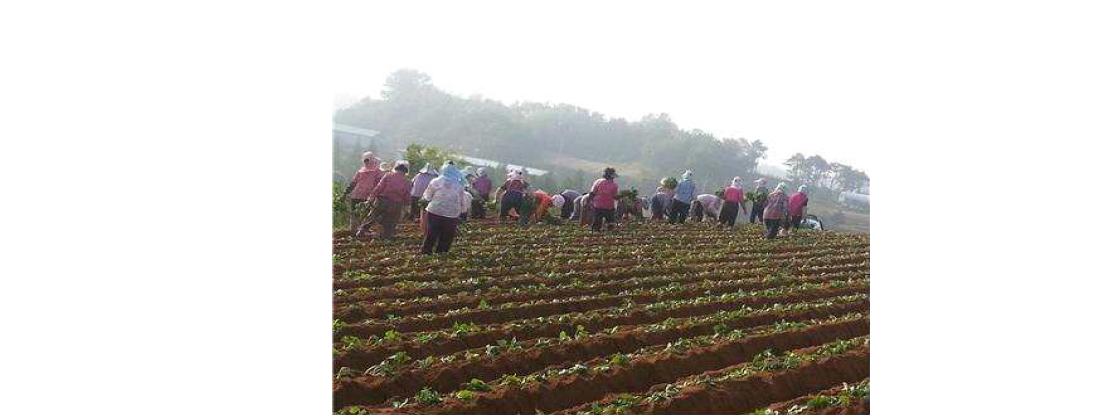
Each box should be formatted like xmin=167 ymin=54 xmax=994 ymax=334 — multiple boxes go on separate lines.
xmin=333 ymin=1 xmax=903 ymax=173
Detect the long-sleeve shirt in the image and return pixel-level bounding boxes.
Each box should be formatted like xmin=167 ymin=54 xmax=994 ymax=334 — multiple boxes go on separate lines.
xmin=673 ymin=179 xmax=696 ymax=204
xmin=371 ymin=172 xmax=413 ymax=204
xmin=349 ymin=168 xmax=384 ymax=200
xmin=752 ymin=186 xmax=769 ymax=204
xmin=590 ymin=178 xmax=619 ymax=210
xmin=696 ymin=194 xmax=722 ymax=217
xmin=560 ymin=189 xmax=580 ymax=203
xmin=763 ymin=190 xmax=789 ymax=220
xmin=500 ymin=179 xmax=528 ymax=193
xmin=410 ymin=172 xmax=434 ymax=197
xmin=723 ymin=186 xmax=744 ymax=203
xmin=471 ymin=175 xmax=493 ymax=197
xmin=422 ymin=177 xmax=471 ymax=218
xmin=788 ymin=192 xmax=809 ymax=217
xmin=532 ymin=190 xmax=554 ymax=219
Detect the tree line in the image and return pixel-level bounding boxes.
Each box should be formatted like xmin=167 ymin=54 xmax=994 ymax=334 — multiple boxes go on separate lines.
xmin=334 ymin=69 xmax=868 ymax=197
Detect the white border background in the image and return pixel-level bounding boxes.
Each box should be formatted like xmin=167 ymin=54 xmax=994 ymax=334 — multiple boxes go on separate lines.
xmin=2 ymin=1 xmax=1101 ymax=418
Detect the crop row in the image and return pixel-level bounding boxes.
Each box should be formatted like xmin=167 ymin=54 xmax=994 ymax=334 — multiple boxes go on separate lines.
xmin=336 ymin=238 xmax=866 ymax=278
xmin=335 ymin=241 xmax=867 ymax=287
xmin=752 ymin=378 xmax=870 ymax=415
xmin=337 ymin=254 xmax=869 ymax=321
xmin=335 ymin=248 xmax=867 ymax=305
xmin=351 ymin=313 xmax=868 ymax=414
xmin=336 ymin=272 xmax=869 ymax=337
xmin=565 ymin=336 xmax=870 ymax=414
xmin=332 ymin=294 xmax=868 ymax=408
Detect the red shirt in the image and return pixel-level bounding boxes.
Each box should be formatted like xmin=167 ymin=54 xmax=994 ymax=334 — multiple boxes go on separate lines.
xmin=723 ymin=186 xmax=744 ymax=203
xmin=788 ymin=192 xmax=809 ymax=217
xmin=590 ymin=178 xmax=618 ymax=210
xmin=371 ymin=172 xmax=413 ymax=204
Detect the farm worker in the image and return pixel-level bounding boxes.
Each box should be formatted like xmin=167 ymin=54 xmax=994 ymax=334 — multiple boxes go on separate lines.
xmin=749 ymin=178 xmax=769 ymax=224
xmin=459 ymin=171 xmax=480 ymax=221
xmin=669 ymin=170 xmax=696 ymax=224
xmin=617 ymin=189 xmax=646 ymax=221
xmin=460 ymin=189 xmax=474 ymax=222
xmin=470 ymin=167 xmax=493 ymax=219
xmin=421 ymin=162 xmax=471 ymax=254
xmin=718 ymin=177 xmax=748 ymax=228
xmin=574 ymin=192 xmax=593 ymax=223
xmin=408 ymin=163 xmax=437 ymax=221
xmin=785 ymin=185 xmax=810 ymax=234
xmin=356 ymin=163 xmax=412 ymax=239
xmin=558 ymin=189 xmax=580 ymax=220
xmin=690 ymin=193 xmax=722 ymax=222
xmin=530 ymin=190 xmax=564 ymax=221
xmin=650 ymin=185 xmax=672 ymax=221
xmin=589 ymin=167 xmax=619 ymax=231
xmin=763 ymin=182 xmax=789 ymax=239
xmin=497 ymin=169 xmax=529 ymax=221
xmin=345 ymin=152 xmax=385 ymax=232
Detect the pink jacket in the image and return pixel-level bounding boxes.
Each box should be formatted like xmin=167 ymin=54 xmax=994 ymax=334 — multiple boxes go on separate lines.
xmin=788 ymin=192 xmax=809 ymax=217
xmin=349 ymin=168 xmax=384 ymax=200
xmin=590 ymin=178 xmax=618 ymax=210
xmin=763 ymin=191 xmax=789 ymax=220
xmin=371 ymin=172 xmax=413 ymax=204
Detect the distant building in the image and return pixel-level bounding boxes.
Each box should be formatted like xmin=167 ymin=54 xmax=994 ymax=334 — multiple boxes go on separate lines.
xmin=333 ymin=123 xmax=379 ymax=147
xmin=838 ymin=191 xmax=870 ymax=209
xmin=333 ymin=123 xmax=381 ymax=183
xmin=456 ymin=154 xmax=549 ymax=176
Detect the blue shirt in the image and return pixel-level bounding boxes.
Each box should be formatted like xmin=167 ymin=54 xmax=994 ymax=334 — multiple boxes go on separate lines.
xmin=673 ymin=179 xmax=695 ymax=203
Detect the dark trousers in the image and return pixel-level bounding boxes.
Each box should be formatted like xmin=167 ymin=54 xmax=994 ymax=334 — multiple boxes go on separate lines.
xmin=786 ymin=214 xmax=803 ymax=231
xmin=591 ymin=208 xmax=615 ymax=231
xmin=718 ymin=201 xmax=740 ymax=227
xmin=650 ymin=200 xmax=665 ymax=220
xmin=421 ymin=212 xmax=460 ymax=254
xmin=408 ymin=198 xmax=421 ymax=221
xmin=764 ymin=218 xmax=782 ymax=239
xmin=471 ymin=194 xmax=488 ymax=218
xmin=668 ymin=200 xmax=690 ymax=224
xmin=358 ymin=198 xmax=403 ymax=239
xmin=560 ymin=200 xmax=575 ymax=220
xmin=750 ymin=203 xmax=765 ymax=224
xmin=499 ymin=191 xmax=523 ymax=219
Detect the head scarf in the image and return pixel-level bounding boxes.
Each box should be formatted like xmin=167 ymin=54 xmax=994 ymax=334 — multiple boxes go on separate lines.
xmin=507 ymin=169 xmax=525 ymax=182
xmin=774 ymin=182 xmax=788 ymax=193
xmin=731 ymin=176 xmax=743 ymax=187
xmin=419 ymin=163 xmax=434 ymax=174
xmin=551 ymin=194 xmax=565 ymax=208
xmin=476 ymin=167 xmax=487 ymax=177
xmin=682 ymin=170 xmax=693 ymax=180
xmin=439 ymin=162 xmax=466 ymax=186
xmin=361 ymin=152 xmax=379 ymax=170
xmin=798 ymin=185 xmax=808 ymax=193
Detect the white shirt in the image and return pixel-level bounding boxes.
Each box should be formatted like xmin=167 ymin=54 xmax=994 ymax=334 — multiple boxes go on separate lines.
xmin=462 ymin=191 xmax=473 ymax=214
xmin=422 ymin=177 xmax=470 ymax=218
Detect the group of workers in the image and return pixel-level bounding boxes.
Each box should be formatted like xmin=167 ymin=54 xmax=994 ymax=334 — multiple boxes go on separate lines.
xmin=645 ymin=171 xmax=809 ymax=238
xmin=344 ymin=151 xmax=811 ymax=254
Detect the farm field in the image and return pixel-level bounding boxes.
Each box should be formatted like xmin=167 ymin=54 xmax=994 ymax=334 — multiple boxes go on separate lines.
xmin=332 ymin=220 xmax=870 ymax=414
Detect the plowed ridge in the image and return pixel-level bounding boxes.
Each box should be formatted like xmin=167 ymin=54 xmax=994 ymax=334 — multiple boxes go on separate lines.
xmin=333 ymin=220 xmax=871 ymax=414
